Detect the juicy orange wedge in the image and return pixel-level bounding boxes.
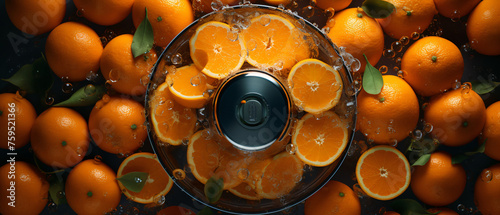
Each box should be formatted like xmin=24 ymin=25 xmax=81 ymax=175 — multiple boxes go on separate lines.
xmin=355 ymin=145 xmax=411 ymax=200
xmin=287 ymin=58 xmax=343 ymax=114
xmin=167 ymin=64 xmax=211 ymax=109
xmin=149 ymin=82 xmax=197 ymax=145
xmin=292 ymin=111 xmax=348 ymax=167
xmin=117 ymin=152 xmax=173 ymax=204
xmin=189 ymin=21 xmax=246 ymax=79
xmin=241 ymin=14 xmax=310 ymax=71
xmin=255 ymin=152 xmax=304 ymax=199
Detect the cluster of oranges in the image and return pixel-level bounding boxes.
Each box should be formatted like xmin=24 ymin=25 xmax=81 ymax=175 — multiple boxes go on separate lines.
xmin=0 ymin=0 xmax=499 ymax=214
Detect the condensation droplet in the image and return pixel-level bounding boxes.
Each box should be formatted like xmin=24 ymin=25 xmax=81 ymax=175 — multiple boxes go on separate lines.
xmin=173 ymin=169 xmax=186 ymax=180
xmin=379 ymin=65 xmax=388 ymax=74
xmin=153 ymin=195 xmax=166 ymax=206
xmin=45 ymin=96 xmax=55 ymax=105
xmin=325 ymin=7 xmax=335 ymax=19
xmin=171 ymin=53 xmax=183 ymax=65
xmin=423 ymin=123 xmax=433 ymax=133
xmin=247 ymin=39 xmax=257 ymax=52
xmin=227 ymin=29 xmax=239 ymax=42
xmin=457 ymin=204 xmax=466 ymax=211
xmin=481 ymin=169 xmax=493 ymax=183
xmin=86 ymin=71 xmax=99 ymax=82
xmin=62 ymin=82 xmax=73 ymax=94
xmin=399 ymin=36 xmax=410 ymax=45
xmin=76 ymin=8 xmax=85 ymax=17
xmin=397 ymin=70 xmax=407 ymax=78
xmin=391 ymin=41 xmax=403 ymax=52
xmin=286 ymin=144 xmax=297 ymax=154
xmin=140 ymin=75 xmax=150 ymax=87
xmin=410 ymin=32 xmax=420 ymax=40
xmin=259 ymin=15 xmax=271 ymax=26
xmin=108 ymin=69 xmax=120 ymax=83
xmin=383 ymin=49 xmax=395 ymax=58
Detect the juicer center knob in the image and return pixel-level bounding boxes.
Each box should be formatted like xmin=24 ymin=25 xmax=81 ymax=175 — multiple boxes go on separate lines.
xmin=239 ymin=97 xmax=267 ymax=126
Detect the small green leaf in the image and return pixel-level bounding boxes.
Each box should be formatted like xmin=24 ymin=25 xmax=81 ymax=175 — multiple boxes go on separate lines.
xmin=412 ymin=154 xmax=431 ymax=166
xmin=197 ymin=206 xmax=214 ymax=215
xmin=451 ymin=154 xmax=469 ymax=165
xmin=471 ymin=80 xmax=500 ymax=94
xmin=204 ymin=177 xmax=224 ymax=203
xmin=116 ymin=172 xmax=149 ymax=193
xmin=48 ymin=176 xmax=66 ymax=205
xmin=53 ymin=84 xmax=106 ymax=107
xmin=391 ymin=199 xmax=439 ymax=215
xmin=362 ymin=54 xmax=383 ymax=95
xmin=2 ymin=55 xmax=53 ymax=95
xmin=132 ymin=8 xmax=154 ymax=58
xmin=362 ymin=0 xmax=396 ymax=18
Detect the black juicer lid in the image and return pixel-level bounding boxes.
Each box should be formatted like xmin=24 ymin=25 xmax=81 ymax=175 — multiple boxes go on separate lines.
xmin=213 ymin=70 xmax=291 ymax=151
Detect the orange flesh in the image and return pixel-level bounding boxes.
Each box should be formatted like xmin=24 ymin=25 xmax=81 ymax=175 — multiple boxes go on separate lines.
xmin=358 ymin=150 xmax=408 ymax=196
xmin=120 ymin=156 xmax=170 ymax=200
xmin=189 ymin=133 xmax=222 ymax=184
xmin=169 ymin=65 xmax=207 ymax=97
xmin=258 ymin=153 xmax=304 ymax=198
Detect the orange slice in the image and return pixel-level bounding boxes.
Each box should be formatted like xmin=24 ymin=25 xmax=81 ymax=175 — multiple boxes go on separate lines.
xmin=245 ymin=158 xmax=272 ymax=190
xmin=287 ymin=58 xmax=343 ymax=114
xmin=117 ymin=152 xmax=173 ymax=204
xmin=229 ymin=182 xmax=261 ymax=201
xmin=167 ymin=64 xmax=211 ymax=108
xmin=149 ymin=82 xmax=197 ymax=145
xmin=241 ymin=14 xmax=310 ymax=71
xmin=189 ymin=21 xmax=246 ymax=79
xmin=187 ymin=129 xmax=244 ymax=189
xmin=355 ymin=145 xmax=411 ymax=200
xmin=256 ymin=152 xmax=304 ymax=199
xmin=292 ymin=111 xmax=348 ymax=167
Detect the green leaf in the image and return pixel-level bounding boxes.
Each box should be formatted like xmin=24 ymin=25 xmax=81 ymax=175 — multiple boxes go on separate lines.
xmin=451 ymin=154 xmax=469 ymax=165
xmin=471 ymin=80 xmax=500 ymax=94
xmin=116 ymin=172 xmax=149 ymax=193
xmin=48 ymin=176 xmax=66 ymax=205
xmin=362 ymin=54 xmax=383 ymax=95
xmin=362 ymin=0 xmax=396 ymax=18
xmin=391 ymin=199 xmax=439 ymax=215
xmin=132 ymin=8 xmax=154 ymax=58
xmin=2 ymin=55 xmax=53 ymax=95
xmin=204 ymin=177 xmax=224 ymax=203
xmin=197 ymin=206 xmax=214 ymax=215
xmin=412 ymin=154 xmax=431 ymax=166
xmin=53 ymin=84 xmax=106 ymax=107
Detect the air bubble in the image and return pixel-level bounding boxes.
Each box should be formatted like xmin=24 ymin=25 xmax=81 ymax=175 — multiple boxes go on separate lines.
xmin=171 ymin=53 xmax=183 ymax=65
xmin=410 ymin=32 xmax=420 ymax=40
xmin=45 ymin=96 xmax=55 ymax=105
xmin=62 ymin=82 xmax=73 ymax=93
xmin=399 ymin=36 xmax=410 ymax=45
xmin=227 ymin=29 xmax=239 ymax=42
xmin=411 ymin=130 xmax=423 ymax=140
xmin=383 ymin=49 xmax=395 ymax=58
xmin=395 ymin=57 xmax=402 ymax=66
xmin=325 ymin=7 xmax=335 ymax=19
xmin=266 ymin=28 xmax=276 ymax=38
xmin=247 ymin=39 xmax=257 ymax=52
xmin=391 ymin=41 xmax=403 ymax=52
xmin=190 ymin=73 xmax=205 ymax=87
xmin=173 ymin=169 xmax=186 ymax=180
xmin=379 ymin=65 xmax=388 ymax=74
xmin=461 ymin=82 xmax=472 ymax=95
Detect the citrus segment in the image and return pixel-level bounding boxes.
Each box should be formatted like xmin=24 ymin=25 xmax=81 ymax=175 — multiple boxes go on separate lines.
xmin=241 ymin=14 xmax=310 ymax=71
xmin=256 ymin=152 xmax=304 ymax=199
xmin=292 ymin=111 xmax=348 ymax=167
xmin=287 ymin=59 xmax=343 ymax=114
xmin=149 ymin=82 xmax=197 ymax=145
xmin=167 ymin=64 xmax=211 ymax=108
xmin=189 ymin=21 xmax=246 ymax=79
xmin=355 ymin=145 xmax=410 ymax=200
xmin=117 ymin=152 xmax=173 ymax=204
xmin=229 ymin=182 xmax=261 ymax=201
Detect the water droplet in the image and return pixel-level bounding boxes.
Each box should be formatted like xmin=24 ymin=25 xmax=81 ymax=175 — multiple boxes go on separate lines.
xmin=379 ymin=65 xmax=388 ymax=74
xmin=259 ymin=15 xmax=271 ymax=26
xmin=211 ymin=0 xmax=223 ymax=11
xmin=395 ymin=57 xmax=402 ymax=66
xmin=227 ymin=29 xmax=239 ymax=42
xmin=247 ymin=39 xmax=257 ymax=52
xmin=57 ymin=191 xmax=65 ymax=199
xmin=462 ymin=43 xmax=473 ymax=52
xmin=181 ymin=138 xmax=189 ymax=146
xmin=286 ymin=144 xmax=297 ymax=154
xmin=62 ymin=82 xmax=73 ymax=93
xmin=153 ymin=195 xmax=166 ymax=206
xmin=410 ymin=32 xmax=420 ymax=40
xmin=94 ymin=155 xmax=102 ymax=163
xmin=383 ymin=49 xmax=395 ymax=58
xmin=190 ymin=73 xmax=205 ymax=87
xmin=171 ymin=53 xmax=183 ymax=66
xmin=76 ymin=8 xmax=85 ymax=17
xmin=173 ymin=169 xmax=186 ymax=180
xmin=86 ymin=71 xmax=99 ymax=82
xmin=411 ymin=130 xmax=423 ymax=140
xmin=302 ymin=6 xmax=315 ymax=18
xmin=461 ymin=82 xmax=472 ymax=94
xmin=45 ymin=96 xmax=54 ymax=105
xmin=350 ymin=58 xmax=361 ymax=72
xmin=237 ymin=168 xmax=249 ymax=180
xmin=82 ymin=84 xmax=96 ymax=96
xmin=76 ymin=147 xmax=84 ymax=157
xmin=102 ymin=94 xmax=110 ymax=103
xmin=481 ymin=169 xmax=493 ymax=183
xmin=451 ymin=10 xmax=461 ymax=22
xmin=100 ymin=36 xmax=108 ymax=46
xmin=397 ymin=70 xmax=406 ymax=78
xmin=108 ymin=69 xmax=120 ymax=83
xmin=399 ymin=36 xmax=410 ymax=45
xmin=457 ymin=204 xmax=466 ymax=211
xmin=325 ymin=7 xmax=335 ymax=19
xmin=391 ymin=41 xmax=403 ymax=52
xmin=48 ymin=202 xmax=57 ymax=212
xmin=423 ymin=123 xmax=433 ymax=133
xmin=390 ymin=139 xmax=398 ymax=147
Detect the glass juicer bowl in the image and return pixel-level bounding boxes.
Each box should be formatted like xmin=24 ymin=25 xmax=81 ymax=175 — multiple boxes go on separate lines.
xmin=145 ymin=4 xmax=357 ymax=214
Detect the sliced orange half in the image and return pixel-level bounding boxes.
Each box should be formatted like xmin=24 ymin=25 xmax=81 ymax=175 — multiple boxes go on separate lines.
xmin=117 ymin=152 xmax=173 ymax=204
xmin=287 ymin=58 xmax=343 ymax=114
xmin=256 ymin=152 xmax=304 ymax=199
xmin=229 ymin=182 xmax=261 ymax=201
xmin=189 ymin=21 xmax=246 ymax=79
xmin=167 ymin=64 xmax=211 ymax=108
xmin=187 ymin=129 xmax=244 ymax=189
xmin=292 ymin=111 xmax=348 ymax=167
xmin=149 ymin=82 xmax=197 ymax=145
xmin=355 ymin=145 xmax=411 ymax=200
xmin=241 ymin=14 xmax=310 ymax=71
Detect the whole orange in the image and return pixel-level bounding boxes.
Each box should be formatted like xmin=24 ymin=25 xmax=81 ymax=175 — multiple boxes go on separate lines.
xmin=411 ymin=151 xmax=466 ymax=206
xmin=0 ymin=161 xmax=49 ymax=215
xmin=377 ymin=0 xmax=437 ymax=39
xmin=401 ymin=36 xmax=464 ymax=97
xmin=475 ymin=163 xmax=500 ymax=215
xmin=88 ymin=96 xmax=147 ymax=155
xmin=424 ymin=88 xmax=486 ymax=146
xmin=65 ymin=159 xmax=121 ymax=215
xmin=132 ymin=0 xmax=194 ymax=47
xmin=433 ymin=0 xmax=481 ymax=18
xmin=482 ymin=101 xmax=500 ymax=160
xmin=30 ymin=107 xmax=89 ymax=168
xmin=100 ymin=34 xmax=158 ymax=96
xmin=73 ymin=0 xmax=134 ymax=26
xmin=357 ymin=75 xmax=419 ymax=144
xmin=45 ymin=21 xmax=103 ymax=82
xmin=466 ymin=0 xmax=500 ymax=56
xmin=304 ymin=180 xmax=361 ymax=215
xmin=5 ymin=0 xmax=65 ymax=35
xmin=315 ymin=0 xmax=352 ymax=11
xmin=326 ymin=8 xmax=384 ymax=72
xmin=0 ymin=93 xmax=37 ymax=149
